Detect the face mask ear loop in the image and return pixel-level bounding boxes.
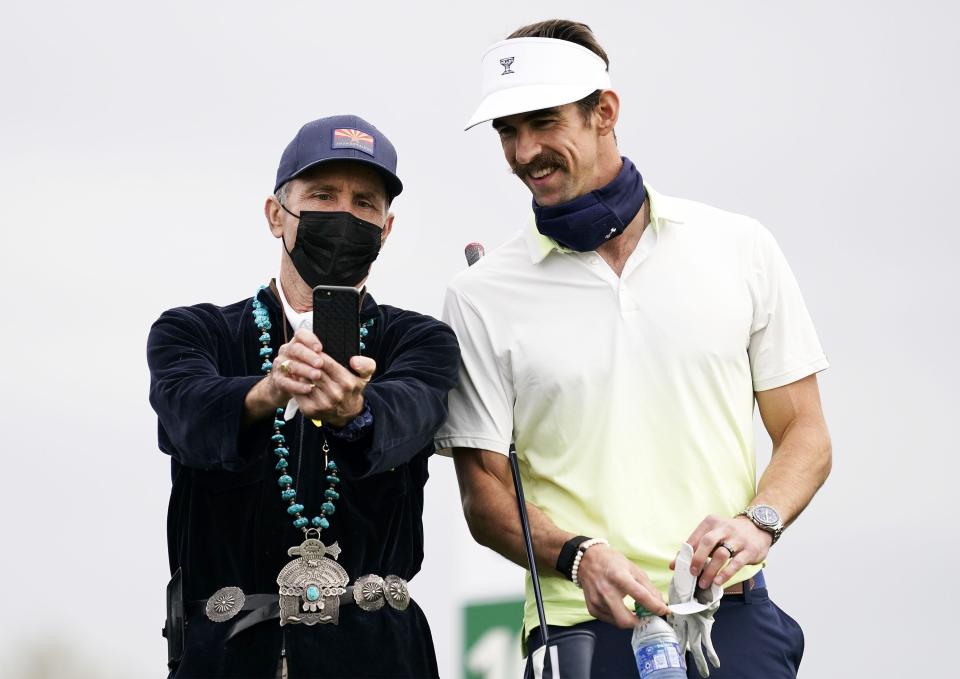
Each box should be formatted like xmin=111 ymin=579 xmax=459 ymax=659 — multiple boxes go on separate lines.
xmin=278 ymin=201 xmax=300 ymax=256
xmin=279 ymin=201 xmax=300 ymax=219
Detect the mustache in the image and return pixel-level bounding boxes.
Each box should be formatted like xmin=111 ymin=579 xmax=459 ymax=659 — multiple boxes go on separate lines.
xmin=510 ymin=151 xmax=568 ymax=181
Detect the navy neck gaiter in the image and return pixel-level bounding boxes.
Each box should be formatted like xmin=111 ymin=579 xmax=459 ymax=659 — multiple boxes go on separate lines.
xmin=532 ymin=157 xmax=646 ymax=252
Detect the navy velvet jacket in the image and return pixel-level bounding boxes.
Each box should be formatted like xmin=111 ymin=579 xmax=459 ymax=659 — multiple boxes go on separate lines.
xmin=147 ymin=285 xmax=459 ymax=678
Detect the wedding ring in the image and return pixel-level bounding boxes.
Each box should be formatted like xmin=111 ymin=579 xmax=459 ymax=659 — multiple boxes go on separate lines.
xmin=720 ymin=542 xmax=737 ymax=558
xmin=280 ymin=360 xmax=292 ymax=374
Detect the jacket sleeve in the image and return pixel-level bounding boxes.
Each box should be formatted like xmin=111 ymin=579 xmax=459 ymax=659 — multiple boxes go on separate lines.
xmin=332 ymin=314 xmax=460 ymax=479
xmin=147 ymin=306 xmax=268 ymax=472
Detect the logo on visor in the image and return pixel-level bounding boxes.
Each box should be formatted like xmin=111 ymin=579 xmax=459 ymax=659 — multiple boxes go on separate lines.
xmin=499 ymin=57 xmax=515 ymax=75
xmin=332 ymin=128 xmax=376 ymax=156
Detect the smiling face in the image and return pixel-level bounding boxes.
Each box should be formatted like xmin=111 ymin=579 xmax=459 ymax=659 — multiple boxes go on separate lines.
xmin=492 ymin=94 xmax=620 ymax=207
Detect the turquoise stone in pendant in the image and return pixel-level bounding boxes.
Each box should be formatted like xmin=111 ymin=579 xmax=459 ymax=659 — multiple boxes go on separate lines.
xmin=287 ymin=503 xmax=304 ymax=515
xmin=293 ymin=517 xmax=308 ymax=529
xmin=321 ymin=501 xmax=335 ymax=515
xmin=311 ymin=516 xmax=323 ymax=527
xmin=305 ymin=585 xmax=320 ymax=602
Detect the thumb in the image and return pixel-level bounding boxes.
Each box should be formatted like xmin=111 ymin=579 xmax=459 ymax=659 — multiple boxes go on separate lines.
xmin=349 ymin=356 xmax=377 ymax=379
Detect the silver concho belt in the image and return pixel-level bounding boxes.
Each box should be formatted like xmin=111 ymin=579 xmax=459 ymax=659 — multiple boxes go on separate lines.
xmin=204 ymin=574 xmax=410 ymax=626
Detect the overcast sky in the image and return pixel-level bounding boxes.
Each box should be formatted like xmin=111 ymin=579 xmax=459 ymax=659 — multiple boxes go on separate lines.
xmin=1 ymin=1 xmax=957 ymax=677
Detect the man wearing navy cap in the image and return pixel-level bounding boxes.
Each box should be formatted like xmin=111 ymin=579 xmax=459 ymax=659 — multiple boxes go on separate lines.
xmin=148 ymin=115 xmax=458 ymax=678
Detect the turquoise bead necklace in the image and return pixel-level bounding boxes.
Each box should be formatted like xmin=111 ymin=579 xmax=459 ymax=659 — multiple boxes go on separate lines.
xmin=250 ymin=285 xmax=356 ymax=534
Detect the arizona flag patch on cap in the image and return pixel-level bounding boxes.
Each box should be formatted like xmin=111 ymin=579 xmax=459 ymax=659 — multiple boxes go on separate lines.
xmin=332 ymin=128 xmax=376 ymax=156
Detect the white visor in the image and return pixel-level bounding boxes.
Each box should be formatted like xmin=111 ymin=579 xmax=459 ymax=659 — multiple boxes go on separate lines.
xmin=464 ymin=37 xmax=612 ymax=130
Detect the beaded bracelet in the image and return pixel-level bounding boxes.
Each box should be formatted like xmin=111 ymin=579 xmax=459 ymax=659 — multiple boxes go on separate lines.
xmin=571 ymin=538 xmax=609 ymax=588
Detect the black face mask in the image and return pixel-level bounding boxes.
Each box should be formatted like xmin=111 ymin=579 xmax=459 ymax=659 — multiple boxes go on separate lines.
xmin=280 ymin=206 xmax=383 ymax=288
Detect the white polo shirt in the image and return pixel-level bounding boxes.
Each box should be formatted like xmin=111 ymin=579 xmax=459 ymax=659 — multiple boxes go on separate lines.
xmin=435 ymin=186 xmax=829 ymax=633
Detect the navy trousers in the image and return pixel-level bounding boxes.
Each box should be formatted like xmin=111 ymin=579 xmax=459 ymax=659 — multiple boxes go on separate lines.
xmin=524 ymin=573 xmax=804 ymax=679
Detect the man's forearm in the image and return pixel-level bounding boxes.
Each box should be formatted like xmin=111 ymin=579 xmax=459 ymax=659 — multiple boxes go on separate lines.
xmin=454 ymin=449 xmax=575 ymax=574
xmin=453 ymin=448 xmax=674 ymax=622
xmin=243 ymin=376 xmax=287 ymax=428
xmin=468 ymin=491 xmax=575 ymax=573
xmin=753 ymin=413 xmax=832 ymax=526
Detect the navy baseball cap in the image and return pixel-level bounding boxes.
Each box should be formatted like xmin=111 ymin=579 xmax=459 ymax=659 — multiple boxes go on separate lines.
xmin=274 ymin=114 xmax=403 ymax=200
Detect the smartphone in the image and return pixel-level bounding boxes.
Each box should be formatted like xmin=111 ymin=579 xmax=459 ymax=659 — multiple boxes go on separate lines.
xmin=312 ymin=285 xmax=361 ymax=369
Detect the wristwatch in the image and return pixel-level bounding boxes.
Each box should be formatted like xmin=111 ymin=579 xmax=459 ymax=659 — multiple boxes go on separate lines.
xmin=737 ymin=504 xmax=784 ymax=544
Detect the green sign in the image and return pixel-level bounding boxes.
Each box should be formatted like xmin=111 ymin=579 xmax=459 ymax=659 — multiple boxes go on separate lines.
xmin=463 ymin=598 xmax=526 ymax=679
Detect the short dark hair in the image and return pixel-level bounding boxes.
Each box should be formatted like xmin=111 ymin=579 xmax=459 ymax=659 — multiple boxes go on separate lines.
xmin=508 ymin=19 xmax=608 ymax=122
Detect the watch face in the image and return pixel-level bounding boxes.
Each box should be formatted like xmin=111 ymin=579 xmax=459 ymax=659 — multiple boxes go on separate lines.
xmin=753 ymin=505 xmax=780 ymax=526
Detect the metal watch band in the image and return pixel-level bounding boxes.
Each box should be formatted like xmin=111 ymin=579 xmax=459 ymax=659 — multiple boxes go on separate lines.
xmin=738 ymin=505 xmax=784 ymax=545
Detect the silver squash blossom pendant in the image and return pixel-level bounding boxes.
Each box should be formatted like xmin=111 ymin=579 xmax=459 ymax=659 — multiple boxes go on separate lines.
xmin=277 ymin=536 xmax=348 ymax=626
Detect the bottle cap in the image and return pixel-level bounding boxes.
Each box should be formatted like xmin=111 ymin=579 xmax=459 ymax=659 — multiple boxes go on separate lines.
xmin=634 ymin=602 xmax=656 ymax=618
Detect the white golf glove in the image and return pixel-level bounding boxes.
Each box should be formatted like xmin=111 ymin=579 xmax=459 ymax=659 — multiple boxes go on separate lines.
xmin=668 ymin=543 xmax=722 ymax=678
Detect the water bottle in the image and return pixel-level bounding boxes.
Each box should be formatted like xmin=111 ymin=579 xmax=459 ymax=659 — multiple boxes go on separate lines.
xmin=631 ymin=610 xmax=686 ymax=678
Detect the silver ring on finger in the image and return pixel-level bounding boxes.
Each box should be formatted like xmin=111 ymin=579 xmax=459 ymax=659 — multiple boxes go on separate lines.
xmin=720 ymin=542 xmax=738 ymax=558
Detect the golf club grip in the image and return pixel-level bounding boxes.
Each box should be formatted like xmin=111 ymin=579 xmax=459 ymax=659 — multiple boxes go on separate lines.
xmin=509 ymin=448 xmax=550 ymax=641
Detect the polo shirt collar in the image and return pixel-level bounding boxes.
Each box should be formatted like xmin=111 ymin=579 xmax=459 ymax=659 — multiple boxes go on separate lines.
xmin=523 ymin=183 xmax=684 ymax=264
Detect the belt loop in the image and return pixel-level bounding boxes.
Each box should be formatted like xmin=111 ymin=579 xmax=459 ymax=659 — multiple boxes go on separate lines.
xmin=743 ymin=578 xmax=755 ymax=605
xmin=743 ymin=570 xmax=765 ymax=605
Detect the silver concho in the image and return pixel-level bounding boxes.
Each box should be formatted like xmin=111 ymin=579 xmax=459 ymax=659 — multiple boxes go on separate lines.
xmin=352 ymin=574 xmax=386 ymax=612
xmin=205 ymin=586 xmax=245 ymax=622
xmin=277 ymin=538 xmax=348 ymax=626
xmin=383 ymin=575 xmax=410 ymax=611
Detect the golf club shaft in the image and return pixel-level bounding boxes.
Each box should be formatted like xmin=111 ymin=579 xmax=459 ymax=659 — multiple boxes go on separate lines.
xmin=509 ymin=447 xmax=550 ymax=642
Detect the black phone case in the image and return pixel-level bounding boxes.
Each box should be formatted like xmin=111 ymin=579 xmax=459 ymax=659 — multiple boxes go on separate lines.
xmin=312 ymin=286 xmax=361 ymax=369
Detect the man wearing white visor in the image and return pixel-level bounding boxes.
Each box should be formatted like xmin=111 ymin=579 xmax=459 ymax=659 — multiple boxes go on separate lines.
xmin=437 ymin=19 xmax=832 ymax=679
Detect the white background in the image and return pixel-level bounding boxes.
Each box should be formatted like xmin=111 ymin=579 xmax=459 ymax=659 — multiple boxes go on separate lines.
xmin=1 ymin=1 xmax=957 ymax=677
